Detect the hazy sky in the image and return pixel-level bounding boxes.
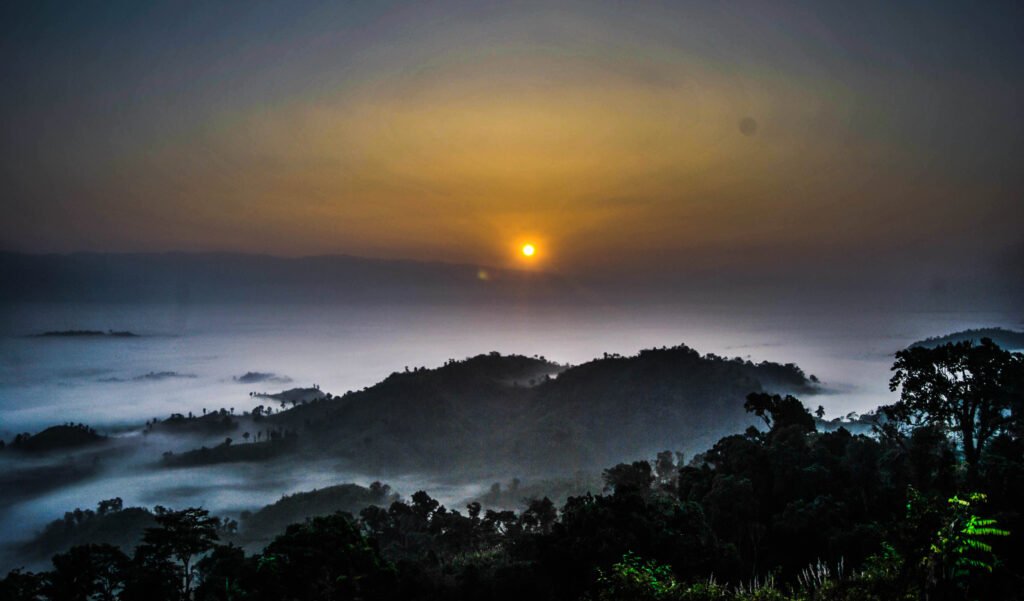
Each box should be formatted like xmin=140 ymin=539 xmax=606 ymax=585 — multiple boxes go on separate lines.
xmin=2 ymin=0 xmax=1022 ymax=283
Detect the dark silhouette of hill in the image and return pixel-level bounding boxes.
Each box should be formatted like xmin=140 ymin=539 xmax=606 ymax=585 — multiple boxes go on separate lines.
xmin=233 ymin=482 xmax=398 ymax=547
xmin=263 ymin=346 xmax=814 ymax=472
xmin=150 ymin=410 xmax=237 ymax=434
xmin=0 ymin=252 xmax=574 ymax=304
xmin=910 ymin=327 xmax=1024 ymax=349
xmin=3 ymin=424 xmax=106 ymax=453
xmin=100 ymin=371 xmax=197 ymax=382
xmin=161 ymin=437 xmax=296 ymax=467
xmin=31 ymin=330 xmax=139 ymax=338
xmin=253 ymin=387 xmax=325 ymax=405
xmin=0 ymin=461 xmax=102 ymax=508
xmin=9 ymin=500 xmax=155 ymax=567
xmin=234 ymin=371 xmax=291 ymax=384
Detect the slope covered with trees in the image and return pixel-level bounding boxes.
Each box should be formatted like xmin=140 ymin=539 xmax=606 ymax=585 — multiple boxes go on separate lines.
xmin=266 ymin=346 xmax=815 ymax=472
xmin=5 ymin=337 xmax=1021 ymax=600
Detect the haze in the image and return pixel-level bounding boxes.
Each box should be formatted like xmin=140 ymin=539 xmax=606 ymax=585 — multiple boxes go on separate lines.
xmin=1 ymin=1 xmax=1022 ymax=306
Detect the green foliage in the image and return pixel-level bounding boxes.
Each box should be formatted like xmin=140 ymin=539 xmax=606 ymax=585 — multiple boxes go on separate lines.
xmin=929 ymin=493 xmax=1010 ymax=584
xmin=590 ymin=554 xmax=797 ymax=601
xmin=592 ymin=552 xmax=681 ymax=600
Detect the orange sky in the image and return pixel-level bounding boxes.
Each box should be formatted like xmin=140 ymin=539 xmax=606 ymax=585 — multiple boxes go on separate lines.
xmin=2 ymin=2 xmax=1022 ymax=280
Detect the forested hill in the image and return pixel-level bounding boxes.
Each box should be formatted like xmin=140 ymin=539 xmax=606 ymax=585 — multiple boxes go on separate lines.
xmin=271 ymin=346 xmax=816 ymax=472
xmin=910 ymin=327 xmax=1024 ymax=350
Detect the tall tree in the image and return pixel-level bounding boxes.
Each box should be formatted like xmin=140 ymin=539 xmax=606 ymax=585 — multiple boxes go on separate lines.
xmin=142 ymin=507 xmax=220 ymax=600
xmin=887 ymin=338 xmax=1024 ymax=482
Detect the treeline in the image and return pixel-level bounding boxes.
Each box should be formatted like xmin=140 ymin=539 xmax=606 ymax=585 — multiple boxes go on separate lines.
xmin=2 ymin=338 xmax=1022 ymax=600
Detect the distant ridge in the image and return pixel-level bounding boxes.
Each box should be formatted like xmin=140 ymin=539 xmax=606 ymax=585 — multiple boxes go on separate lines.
xmin=32 ymin=330 xmax=139 ymax=338
xmin=909 ymin=327 xmax=1024 ymax=350
xmin=0 ymin=251 xmax=575 ymax=304
xmin=259 ymin=345 xmax=817 ymax=472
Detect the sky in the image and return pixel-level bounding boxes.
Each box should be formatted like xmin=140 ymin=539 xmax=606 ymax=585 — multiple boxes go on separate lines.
xmin=1 ymin=0 xmax=1022 ymax=294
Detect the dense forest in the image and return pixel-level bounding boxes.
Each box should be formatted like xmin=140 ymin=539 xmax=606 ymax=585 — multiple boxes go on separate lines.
xmin=2 ymin=337 xmax=1022 ymax=600
xmin=175 ymin=346 xmax=816 ymax=472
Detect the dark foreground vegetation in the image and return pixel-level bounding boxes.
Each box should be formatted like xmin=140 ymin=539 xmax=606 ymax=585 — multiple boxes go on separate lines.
xmin=3 ymin=338 xmax=1022 ymax=601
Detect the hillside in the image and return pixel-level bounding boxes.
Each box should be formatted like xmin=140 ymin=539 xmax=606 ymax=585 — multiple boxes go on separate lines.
xmin=267 ymin=346 xmax=815 ymax=472
xmin=10 ymin=502 xmax=155 ymax=567
xmin=3 ymin=424 xmax=107 ymax=453
xmin=910 ymin=327 xmax=1024 ymax=350
xmin=234 ymin=482 xmax=398 ymax=547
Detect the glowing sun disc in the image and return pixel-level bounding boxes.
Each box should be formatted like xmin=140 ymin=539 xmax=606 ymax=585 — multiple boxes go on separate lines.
xmin=521 ymin=244 xmax=536 ymax=257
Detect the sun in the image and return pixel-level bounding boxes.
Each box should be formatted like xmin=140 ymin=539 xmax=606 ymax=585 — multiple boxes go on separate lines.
xmin=521 ymin=243 xmax=536 ymax=257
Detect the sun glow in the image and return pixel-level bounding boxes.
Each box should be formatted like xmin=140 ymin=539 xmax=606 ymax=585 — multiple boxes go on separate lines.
xmin=521 ymin=243 xmax=536 ymax=257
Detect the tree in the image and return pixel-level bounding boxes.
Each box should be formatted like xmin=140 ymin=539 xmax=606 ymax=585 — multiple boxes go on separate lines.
xmin=602 ymin=461 xmax=654 ymax=496
xmin=142 ymin=507 xmax=220 ymax=599
xmin=654 ymin=451 xmax=677 ymax=489
xmin=0 ymin=569 xmax=44 ymax=601
xmin=121 ymin=543 xmax=178 ymax=601
xmin=45 ymin=544 xmax=128 ymax=601
xmin=193 ymin=545 xmax=252 ymax=601
xmin=256 ymin=512 xmax=396 ymax=601
xmin=96 ymin=498 xmax=122 ymax=516
xmin=743 ymin=393 xmax=815 ymax=434
xmin=887 ymin=338 xmax=1024 ymax=482
xmin=520 ymin=497 xmax=557 ymax=534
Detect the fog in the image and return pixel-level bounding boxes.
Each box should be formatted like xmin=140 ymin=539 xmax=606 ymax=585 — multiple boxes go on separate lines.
xmin=1 ymin=301 xmax=1013 ymax=433
xmin=0 ymin=295 xmax=1019 ymax=571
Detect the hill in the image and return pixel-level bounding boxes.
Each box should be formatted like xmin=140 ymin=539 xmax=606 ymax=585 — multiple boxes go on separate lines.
xmin=9 ymin=500 xmax=155 ymax=567
xmin=265 ymin=346 xmax=815 ymax=472
xmin=234 ymin=482 xmax=398 ymax=547
xmin=909 ymin=327 xmax=1024 ymax=350
xmin=3 ymin=424 xmax=107 ymax=453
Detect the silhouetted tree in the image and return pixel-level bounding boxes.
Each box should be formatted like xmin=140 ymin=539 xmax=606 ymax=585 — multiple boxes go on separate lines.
xmin=96 ymin=498 xmax=122 ymax=516
xmin=141 ymin=507 xmax=220 ymax=599
xmin=0 ymin=569 xmax=43 ymax=601
xmin=45 ymin=544 xmax=128 ymax=601
xmin=887 ymin=338 xmax=1024 ymax=482
xmin=520 ymin=497 xmax=557 ymax=534
xmin=602 ymin=461 xmax=654 ymax=496
xmin=744 ymin=392 xmax=816 ymax=434
xmin=256 ymin=512 xmax=396 ymax=601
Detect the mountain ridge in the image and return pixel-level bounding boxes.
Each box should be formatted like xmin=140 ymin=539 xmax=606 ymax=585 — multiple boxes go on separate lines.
xmin=0 ymin=251 xmax=573 ymax=304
